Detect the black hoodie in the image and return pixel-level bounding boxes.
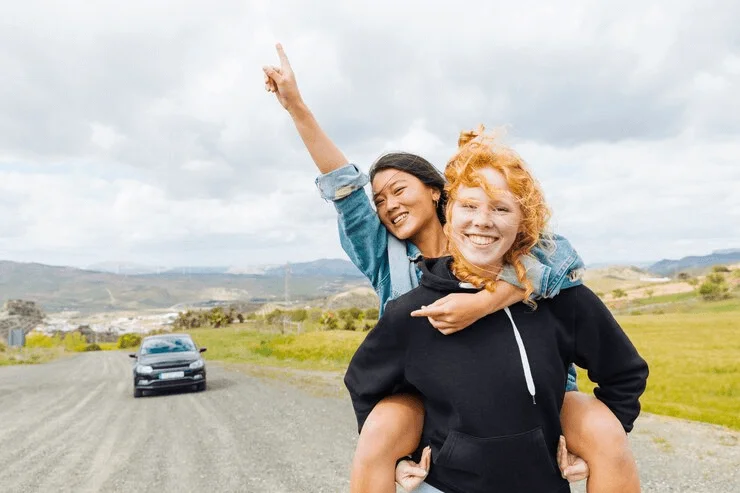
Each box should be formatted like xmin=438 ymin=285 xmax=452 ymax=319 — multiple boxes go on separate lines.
xmin=344 ymin=257 xmax=648 ymax=493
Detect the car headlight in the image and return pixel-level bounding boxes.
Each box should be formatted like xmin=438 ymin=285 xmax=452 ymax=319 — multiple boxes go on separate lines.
xmin=136 ymin=364 xmax=153 ymax=374
xmin=189 ymin=360 xmax=204 ymax=370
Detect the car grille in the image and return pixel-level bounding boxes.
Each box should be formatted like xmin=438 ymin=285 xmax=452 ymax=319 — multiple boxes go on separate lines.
xmin=151 ymin=361 xmax=192 ymax=370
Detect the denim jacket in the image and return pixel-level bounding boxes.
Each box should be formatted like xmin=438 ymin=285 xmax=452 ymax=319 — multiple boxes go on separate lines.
xmin=316 ymin=164 xmax=583 ymax=391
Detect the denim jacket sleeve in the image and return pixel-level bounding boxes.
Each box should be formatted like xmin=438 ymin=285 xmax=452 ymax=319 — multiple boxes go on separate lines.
xmin=498 ymin=234 xmax=585 ymax=298
xmin=315 ymin=164 xmax=393 ymax=305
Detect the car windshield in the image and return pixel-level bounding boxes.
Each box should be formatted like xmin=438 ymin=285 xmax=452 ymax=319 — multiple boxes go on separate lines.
xmin=141 ymin=337 xmax=196 ymax=355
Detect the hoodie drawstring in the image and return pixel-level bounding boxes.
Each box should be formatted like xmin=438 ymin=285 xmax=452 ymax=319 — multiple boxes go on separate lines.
xmin=503 ymin=307 xmax=536 ymax=404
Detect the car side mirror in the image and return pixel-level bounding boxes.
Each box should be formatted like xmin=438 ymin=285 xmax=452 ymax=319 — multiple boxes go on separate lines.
xmin=129 ymin=353 xmax=137 ymax=358
xmin=199 ymin=347 xmax=207 ymax=353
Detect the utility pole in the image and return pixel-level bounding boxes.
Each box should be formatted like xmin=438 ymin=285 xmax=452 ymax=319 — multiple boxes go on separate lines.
xmin=284 ymin=262 xmax=290 ymax=306
xmin=283 ymin=262 xmax=290 ymax=333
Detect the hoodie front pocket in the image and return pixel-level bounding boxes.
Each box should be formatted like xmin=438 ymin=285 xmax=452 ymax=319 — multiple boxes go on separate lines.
xmin=435 ymin=427 xmax=566 ymax=493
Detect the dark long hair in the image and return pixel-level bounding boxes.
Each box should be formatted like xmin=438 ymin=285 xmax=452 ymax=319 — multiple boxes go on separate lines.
xmin=368 ymin=152 xmax=448 ymax=225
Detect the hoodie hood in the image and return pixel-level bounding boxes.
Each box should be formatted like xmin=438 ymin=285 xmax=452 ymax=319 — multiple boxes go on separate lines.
xmin=419 ymin=256 xmax=482 ymax=293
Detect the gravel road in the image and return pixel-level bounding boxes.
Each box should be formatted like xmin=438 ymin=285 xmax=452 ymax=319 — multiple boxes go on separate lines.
xmin=0 ymin=352 xmax=737 ymax=493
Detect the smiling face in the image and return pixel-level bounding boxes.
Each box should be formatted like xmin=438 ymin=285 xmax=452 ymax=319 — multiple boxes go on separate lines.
xmin=448 ymin=168 xmax=522 ymax=275
xmin=371 ymin=169 xmax=441 ymax=240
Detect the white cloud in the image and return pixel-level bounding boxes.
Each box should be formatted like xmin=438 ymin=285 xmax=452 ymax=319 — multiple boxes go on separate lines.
xmin=0 ymin=0 xmax=738 ymax=268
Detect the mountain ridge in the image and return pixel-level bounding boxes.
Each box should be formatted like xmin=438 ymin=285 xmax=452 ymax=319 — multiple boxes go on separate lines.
xmin=647 ymin=250 xmax=740 ymax=276
xmin=0 ymin=259 xmax=366 ymax=314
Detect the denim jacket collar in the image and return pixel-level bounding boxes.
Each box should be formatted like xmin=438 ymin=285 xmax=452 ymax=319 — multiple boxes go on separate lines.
xmin=388 ymin=234 xmax=421 ymax=300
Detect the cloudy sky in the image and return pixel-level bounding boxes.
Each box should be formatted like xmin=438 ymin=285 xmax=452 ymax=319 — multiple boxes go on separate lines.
xmin=1 ymin=0 xmax=738 ymax=269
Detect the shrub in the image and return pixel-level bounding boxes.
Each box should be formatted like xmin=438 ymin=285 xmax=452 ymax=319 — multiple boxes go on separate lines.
xmin=706 ymin=272 xmax=726 ymax=284
xmin=118 ymin=333 xmax=142 ymax=349
xmin=677 ymin=272 xmax=691 ymax=281
xmin=173 ymin=309 xmax=208 ymax=330
xmin=364 ymin=308 xmax=379 ymax=320
xmin=26 ymin=333 xmax=57 ymax=348
xmin=0 ymin=340 xmax=6 ymax=352
xmin=346 ymin=307 xmax=362 ymax=320
xmin=362 ymin=322 xmax=375 ymax=332
xmin=341 ymin=319 xmax=356 ymax=331
xmin=208 ymin=306 xmax=236 ymax=328
xmin=699 ymin=278 xmax=730 ymax=301
xmin=320 ymin=312 xmax=338 ymax=331
xmin=290 ymin=309 xmax=308 ymax=322
xmin=265 ymin=309 xmax=284 ymax=325
xmin=712 ymin=265 xmax=731 ymax=273
xmin=84 ymin=343 xmax=102 ymax=351
xmin=612 ymin=288 xmax=627 ymax=299
xmin=644 ymin=289 xmax=654 ymax=298
xmin=63 ymin=332 xmax=88 ymax=352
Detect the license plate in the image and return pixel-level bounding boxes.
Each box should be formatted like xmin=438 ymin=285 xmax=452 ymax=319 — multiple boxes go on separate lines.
xmin=159 ymin=371 xmax=185 ymax=380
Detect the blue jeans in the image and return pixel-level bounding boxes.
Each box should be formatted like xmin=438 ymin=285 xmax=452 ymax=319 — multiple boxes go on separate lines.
xmin=414 ymin=482 xmax=444 ymax=493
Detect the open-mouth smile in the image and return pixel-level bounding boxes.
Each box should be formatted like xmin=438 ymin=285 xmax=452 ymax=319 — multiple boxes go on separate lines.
xmin=391 ymin=212 xmax=409 ymax=226
xmin=465 ymin=234 xmax=499 ymax=246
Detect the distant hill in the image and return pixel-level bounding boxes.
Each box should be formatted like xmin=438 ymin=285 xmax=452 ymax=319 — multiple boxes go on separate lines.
xmin=648 ymin=249 xmax=740 ymax=276
xmin=0 ymin=259 xmax=368 ymax=314
xmin=264 ymin=259 xmax=363 ymax=277
xmin=87 ymin=259 xmax=363 ymax=277
xmin=86 ymin=261 xmax=164 ymax=275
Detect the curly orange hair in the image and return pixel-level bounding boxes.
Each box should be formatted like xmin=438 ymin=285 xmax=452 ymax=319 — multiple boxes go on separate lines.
xmin=443 ymin=126 xmax=551 ymax=305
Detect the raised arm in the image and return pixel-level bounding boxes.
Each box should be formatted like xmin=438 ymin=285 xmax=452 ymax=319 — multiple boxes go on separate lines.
xmin=263 ymin=43 xmax=348 ymax=174
xmin=264 ymin=43 xmax=392 ymax=295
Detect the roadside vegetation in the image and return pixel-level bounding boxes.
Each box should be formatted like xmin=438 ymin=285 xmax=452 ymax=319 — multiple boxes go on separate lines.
xmin=0 ymin=331 xmax=120 ymax=366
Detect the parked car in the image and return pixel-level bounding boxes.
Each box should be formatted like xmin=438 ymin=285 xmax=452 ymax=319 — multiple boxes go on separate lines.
xmin=129 ymin=333 xmax=207 ymax=398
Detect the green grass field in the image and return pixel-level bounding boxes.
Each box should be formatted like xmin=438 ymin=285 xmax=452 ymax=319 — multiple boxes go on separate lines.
xmin=576 ymin=306 xmax=739 ymax=430
xmin=189 ymin=327 xmax=364 ymax=372
xmin=190 ymin=297 xmax=740 ymax=431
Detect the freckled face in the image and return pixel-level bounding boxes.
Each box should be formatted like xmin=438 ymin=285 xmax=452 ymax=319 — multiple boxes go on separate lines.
xmin=448 ymin=168 xmax=522 ymax=274
xmin=371 ymin=169 xmax=440 ymax=240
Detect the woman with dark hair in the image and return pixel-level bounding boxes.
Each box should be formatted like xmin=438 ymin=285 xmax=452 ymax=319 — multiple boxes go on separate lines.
xmin=263 ymin=44 xmax=642 ymax=493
